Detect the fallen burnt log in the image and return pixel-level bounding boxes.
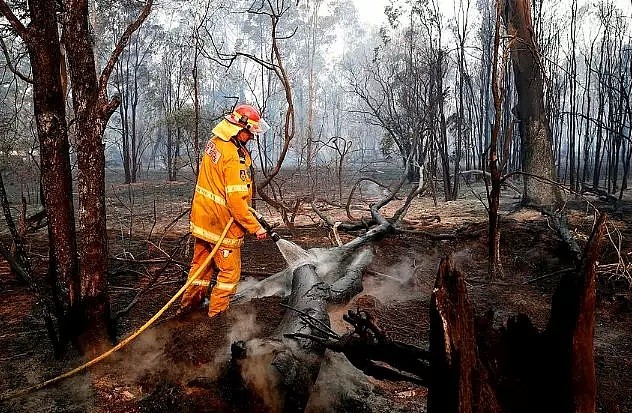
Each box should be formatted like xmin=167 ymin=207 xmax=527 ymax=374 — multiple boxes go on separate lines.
xmin=229 ymin=246 xmax=375 ymax=412
xmin=288 ymin=308 xmax=431 ymax=385
xmin=230 ymin=263 xmax=328 ymax=412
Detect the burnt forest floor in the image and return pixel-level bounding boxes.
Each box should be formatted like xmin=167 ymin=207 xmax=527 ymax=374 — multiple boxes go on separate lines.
xmin=0 ymin=179 xmax=631 ymax=413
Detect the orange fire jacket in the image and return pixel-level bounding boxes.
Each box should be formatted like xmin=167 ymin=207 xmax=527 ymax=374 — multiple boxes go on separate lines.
xmin=190 ymin=120 xmax=262 ymax=247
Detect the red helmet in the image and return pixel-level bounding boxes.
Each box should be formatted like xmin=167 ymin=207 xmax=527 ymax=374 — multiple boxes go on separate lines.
xmin=225 ymin=104 xmax=269 ymax=134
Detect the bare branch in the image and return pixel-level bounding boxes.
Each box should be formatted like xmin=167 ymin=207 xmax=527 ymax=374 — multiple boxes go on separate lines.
xmin=0 ymin=1 xmax=30 ymax=41
xmin=0 ymin=36 xmax=32 ymax=83
xmin=98 ymin=0 xmax=153 ymax=97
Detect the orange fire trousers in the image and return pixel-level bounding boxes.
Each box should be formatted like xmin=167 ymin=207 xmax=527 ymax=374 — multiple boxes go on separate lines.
xmin=180 ymin=238 xmax=241 ymax=318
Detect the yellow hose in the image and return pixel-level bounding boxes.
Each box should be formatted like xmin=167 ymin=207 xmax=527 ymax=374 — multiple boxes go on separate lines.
xmin=0 ymin=217 xmax=234 ymax=401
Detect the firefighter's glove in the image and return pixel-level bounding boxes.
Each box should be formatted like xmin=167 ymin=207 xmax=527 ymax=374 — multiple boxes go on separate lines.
xmin=255 ymin=227 xmax=268 ymax=240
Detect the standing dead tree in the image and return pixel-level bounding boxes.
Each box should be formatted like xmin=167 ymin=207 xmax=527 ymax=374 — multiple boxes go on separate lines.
xmin=487 ymin=0 xmax=506 ymax=280
xmin=503 ymin=0 xmax=563 ymax=209
xmin=208 ymin=0 xmax=297 ymax=225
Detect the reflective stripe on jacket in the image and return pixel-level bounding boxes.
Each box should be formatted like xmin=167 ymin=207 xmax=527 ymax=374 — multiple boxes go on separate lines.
xmin=190 ymin=120 xmax=261 ymax=246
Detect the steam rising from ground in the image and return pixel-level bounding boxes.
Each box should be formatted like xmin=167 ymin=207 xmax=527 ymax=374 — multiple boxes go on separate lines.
xmin=113 ymin=329 xmax=172 ymax=381
xmin=234 ymin=338 xmax=286 ymax=412
xmin=362 ymin=255 xmax=418 ymax=303
xmin=227 ymin=311 xmax=261 ymax=346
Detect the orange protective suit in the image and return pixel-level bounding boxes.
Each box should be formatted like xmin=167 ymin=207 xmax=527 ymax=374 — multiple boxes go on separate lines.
xmin=180 ymin=119 xmax=262 ymax=317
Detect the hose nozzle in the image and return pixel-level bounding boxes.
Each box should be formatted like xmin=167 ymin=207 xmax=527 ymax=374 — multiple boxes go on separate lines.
xmin=250 ymin=207 xmax=281 ymax=242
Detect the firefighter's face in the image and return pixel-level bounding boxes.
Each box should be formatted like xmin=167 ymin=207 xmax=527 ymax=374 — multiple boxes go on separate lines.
xmin=236 ymin=128 xmax=254 ymax=143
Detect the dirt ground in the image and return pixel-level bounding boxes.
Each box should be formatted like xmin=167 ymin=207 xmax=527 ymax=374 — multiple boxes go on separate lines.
xmin=0 ymin=178 xmax=631 ymax=412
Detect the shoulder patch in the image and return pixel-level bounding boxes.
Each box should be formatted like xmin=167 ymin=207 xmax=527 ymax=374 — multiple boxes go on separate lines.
xmin=240 ymin=170 xmax=246 ymax=181
xmin=205 ymin=140 xmax=221 ymax=163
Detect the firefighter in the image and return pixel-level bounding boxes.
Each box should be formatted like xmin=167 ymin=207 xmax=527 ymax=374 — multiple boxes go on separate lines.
xmin=179 ymin=103 xmax=270 ymax=318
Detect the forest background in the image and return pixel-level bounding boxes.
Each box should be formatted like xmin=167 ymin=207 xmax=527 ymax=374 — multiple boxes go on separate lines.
xmin=1 ymin=0 xmax=632 ymax=410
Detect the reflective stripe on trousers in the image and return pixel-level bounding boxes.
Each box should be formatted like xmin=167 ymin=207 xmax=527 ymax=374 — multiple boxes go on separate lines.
xmin=190 ymin=222 xmax=243 ymax=248
xmin=180 ymin=238 xmax=241 ymax=318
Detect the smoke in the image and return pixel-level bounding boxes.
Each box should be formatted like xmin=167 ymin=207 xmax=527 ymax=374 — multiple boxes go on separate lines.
xmin=227 ymin=310 xmax=261 ymax=346
xmin=449 ymin=248 xmax=475 ymax=273
xmin=112 ymin=328 xmax=168 ymax=382
xmin=305 ymin=351 xmax=384 ymax=413
xmin=235 ymin=338 xmax=286 ymax=412
xmin=362 ymin=255 xmax=418 ymax=303
xmin=234 ymin=272 xmax=292 ymax=302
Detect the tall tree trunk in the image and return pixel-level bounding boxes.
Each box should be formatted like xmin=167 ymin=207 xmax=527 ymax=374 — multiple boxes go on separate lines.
xmin=62 ymin=0 xmax=114 ymax=347
xmin=488 ymin=0 xmax=503 ymax=281
xmin=0 ymin=0 xmax=81 ymax=342
xmin=435 ymin=50 xmax=452 ymax=201
xmin=192 ymin=50 xmax=200 ymax=176
xmin=504 ymin=0 xmax=562 ymax=209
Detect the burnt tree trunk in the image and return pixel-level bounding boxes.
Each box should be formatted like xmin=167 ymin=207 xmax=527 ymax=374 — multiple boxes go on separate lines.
xmin=428 ymin=258 xmax=500 ymax=413
xmin=488 ymin=0 xmax=504 ymax=280
xmin=63 ymin=0 xmax=114 ymax=347
xmin=61 ymin=0 xmax=152 ymax=350
xmin=503 ymin=0 xmax=563 ymax=209
xmin=231 ymin=263 xmax=332 ymax=412
xmin=427 ymin=214 xmax=605 ymax=413
xmin=230 ymin=245 xmax=375 ymax=412
xmin=0 ymin=0 xmax=80 ymax=343
xmin=543 ymin=213 xmax=604 ymax=413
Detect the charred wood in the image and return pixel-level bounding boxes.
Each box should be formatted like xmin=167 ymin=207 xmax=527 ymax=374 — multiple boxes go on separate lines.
xmin=428 ymin=257 xmax=500 ymax=413
xmin=543 ymin=210 xmax=583 ymax=264
xmin=288 ymin=308 xmax=430 ymax=386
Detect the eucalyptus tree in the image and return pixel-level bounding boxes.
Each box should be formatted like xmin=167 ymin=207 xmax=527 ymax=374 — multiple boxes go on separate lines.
xmin=292 ymin=0 xmax=354 ymax=195
xmin=503 ymin=0 xmax=563 ymax=208
xmin=448 ymin=0 xmax=474 ymax=200
xmin=602 ymin=10 xmax=629 ymax=195
xmin=197 ymin=0 xmax=303 ymax=223
xmin=0 ymin=38 xmax=34 ymax=180
xmin=157 ymin=33 xmax=194 ymax=181
xmin=0 ymin=0 xmax=153 ymax=350
xmin=346 ymin=0 xmax=449 ymax=194
xmin=471 ymin=0 xmax=495 ymax=171
xmin=109 ymin=16 xmax=160 ymax=184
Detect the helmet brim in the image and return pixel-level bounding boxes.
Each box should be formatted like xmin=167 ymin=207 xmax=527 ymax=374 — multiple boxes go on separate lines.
xmin=225 ymin=114 xmax=269 ymax=135
xmin=252 ymin=118 xmax=270 ymax=135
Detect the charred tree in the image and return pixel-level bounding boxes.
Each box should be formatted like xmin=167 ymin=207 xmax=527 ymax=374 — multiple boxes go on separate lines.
xmin=306 ymin=212 xmax=606 ymax=413
xmin=426 ymin=214 xmax=605 ymax=413
xmin=63 ymin=0 xmax=116 ymax=347
xmin=0 ymin=0 xmax=80 ymax=344
xmin=541 ymin=213 xmax=604 ymax=413
xmin=428 ymin=258 xmax=500 ymax=413
xmin=61 ymin=0 xmax=153 ymax=350
xmin=0 ymin=0 xmax=153 ymax=352
xmin=503 ymin=0 xmax=563 ymax=209
xmin=487 ymin=0 xmax=505 ymax=280
xmin=230 ymin=246 xmax=374 ymax=412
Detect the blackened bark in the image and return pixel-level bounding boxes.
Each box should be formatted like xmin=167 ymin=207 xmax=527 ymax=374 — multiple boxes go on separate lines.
xmin=62 ymin=0 xmax=112 ymax=347
xmin=544 ymin=213 xmax=604 ymax=413
xmin=230 ymin=245 xmax=375 ymax=412
xmin=19 ymin=0 xmax=80 ymax=339
xmin=232 ymin=264 xmax=330 ymax=412
xmin=428 ymin=257 xmax=500 ymax=413
xmin=504 ymin=0 xmax=563 ymax=208
xmin=488 ymin=1 xmax=504 ymax=281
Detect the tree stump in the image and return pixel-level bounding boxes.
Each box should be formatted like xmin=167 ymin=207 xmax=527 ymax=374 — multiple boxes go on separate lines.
xmin=427 ymin=213 xmax=606 ymax=413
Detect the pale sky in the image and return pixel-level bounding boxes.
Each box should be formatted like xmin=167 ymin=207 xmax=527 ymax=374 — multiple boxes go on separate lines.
xmin=352 ymin=0 xmax=632 ymax=27
xmin=353 ymin=0 xmax=389 ymax=26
